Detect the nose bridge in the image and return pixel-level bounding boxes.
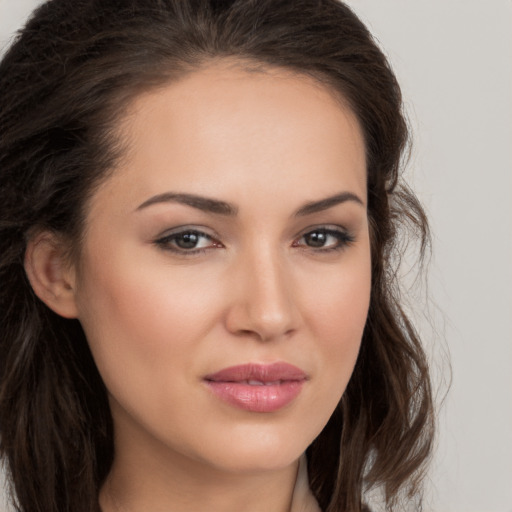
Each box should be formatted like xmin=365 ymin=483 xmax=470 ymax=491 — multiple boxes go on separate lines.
xmin=227 ymin=241 xmax=297 ymax=341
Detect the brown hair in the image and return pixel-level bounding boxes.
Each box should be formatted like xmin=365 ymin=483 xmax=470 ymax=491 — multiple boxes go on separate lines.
xmin=0 ymin=1 xmax=434 ymax=511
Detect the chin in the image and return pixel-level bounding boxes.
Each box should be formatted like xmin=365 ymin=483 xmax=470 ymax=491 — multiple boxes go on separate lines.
xmin=187 ymin=422 xmax=315 ymax=474
xmin=204 ymin=448 xmax=302 ymax=474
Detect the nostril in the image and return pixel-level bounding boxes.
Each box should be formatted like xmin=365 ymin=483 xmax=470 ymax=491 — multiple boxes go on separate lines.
xmin=223 ymin=260 xmax=299 ymax=341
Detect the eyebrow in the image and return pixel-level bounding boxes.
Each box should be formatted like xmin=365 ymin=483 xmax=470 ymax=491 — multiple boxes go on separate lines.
xmin=294 ymin=191 xmax=364 ymax=216
xmin=135 ymin=191 xmax=364 ymax=216
xmin=136 ymin=192 xmax=238 ymax=215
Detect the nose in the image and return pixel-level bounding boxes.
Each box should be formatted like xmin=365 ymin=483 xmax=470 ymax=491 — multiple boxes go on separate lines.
xmin=224 ymin=247 xmax=299 ymax=342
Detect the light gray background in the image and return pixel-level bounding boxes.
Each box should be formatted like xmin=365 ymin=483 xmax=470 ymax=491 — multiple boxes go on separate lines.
xmin=1 ymin=1 xmax=511 ymax=511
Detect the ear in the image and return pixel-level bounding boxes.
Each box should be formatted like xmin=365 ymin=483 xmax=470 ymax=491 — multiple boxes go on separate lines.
xmin=24 ymin=231 xmax=79 ymax=319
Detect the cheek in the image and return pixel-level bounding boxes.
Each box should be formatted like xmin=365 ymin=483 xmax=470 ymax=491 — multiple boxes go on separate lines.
xmin=304 ymin=246 xmax=371 ymax=334
xmin=300 ymin=249 xmax=371 ymax=399
xmin=74 ymin=248 xmax=223 ymax=394
xmin=72 ymin=230 xmax=372 ymax=469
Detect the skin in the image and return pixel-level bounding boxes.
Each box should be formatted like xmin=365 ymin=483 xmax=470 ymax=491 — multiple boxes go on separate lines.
xmin=28 ymin=61 xmax=371 ymax=512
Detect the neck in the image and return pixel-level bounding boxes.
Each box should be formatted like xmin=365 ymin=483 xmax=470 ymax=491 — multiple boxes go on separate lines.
xmin=99 ymin=423 xmax=300 ymax=512
xmin=101 ymin=457 xmax=299 ymax=512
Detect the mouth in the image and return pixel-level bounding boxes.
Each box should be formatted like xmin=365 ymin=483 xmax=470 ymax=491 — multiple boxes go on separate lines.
xmin=204 ymin=362 xmax=308 ymax=413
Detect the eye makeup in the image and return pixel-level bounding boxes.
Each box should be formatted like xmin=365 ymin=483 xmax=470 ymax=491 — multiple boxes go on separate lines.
xmin=153 ymin=224 xmax=355 ymax=257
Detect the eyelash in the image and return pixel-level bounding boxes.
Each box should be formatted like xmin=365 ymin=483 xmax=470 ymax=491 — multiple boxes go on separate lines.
xmin=154 ymin=227 xmax=355 ymax=255
xmin=293 ymin=228 xmax=355 ymax=253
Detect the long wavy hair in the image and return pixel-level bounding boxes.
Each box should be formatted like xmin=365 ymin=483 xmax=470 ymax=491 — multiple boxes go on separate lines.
xmin=0 ymin=1 xmax=434 ymax=511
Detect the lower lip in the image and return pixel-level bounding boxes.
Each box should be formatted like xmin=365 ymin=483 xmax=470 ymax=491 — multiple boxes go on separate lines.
xmin=205 ymin=380 xmax=304 ymax=412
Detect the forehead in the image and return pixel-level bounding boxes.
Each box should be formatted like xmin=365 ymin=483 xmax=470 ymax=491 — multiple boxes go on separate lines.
xmin=89 ymin=61 xmax=367 ymax=218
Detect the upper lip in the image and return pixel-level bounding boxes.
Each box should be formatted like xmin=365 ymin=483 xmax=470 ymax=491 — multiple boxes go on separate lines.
xmin=204 ymin=362 xmax=308 ymax=383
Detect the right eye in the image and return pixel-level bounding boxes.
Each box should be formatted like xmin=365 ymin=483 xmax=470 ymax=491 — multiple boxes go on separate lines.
xmin=154 ymin=229 xmax=222 ymax=254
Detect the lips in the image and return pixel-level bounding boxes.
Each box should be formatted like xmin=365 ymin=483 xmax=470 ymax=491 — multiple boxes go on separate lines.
xmin=204 ymin=362 xmax=307 ymax=413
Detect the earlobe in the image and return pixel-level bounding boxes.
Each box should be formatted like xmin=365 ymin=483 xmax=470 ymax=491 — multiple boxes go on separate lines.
xmin=24 ymin=232 xmax=79 ymax=319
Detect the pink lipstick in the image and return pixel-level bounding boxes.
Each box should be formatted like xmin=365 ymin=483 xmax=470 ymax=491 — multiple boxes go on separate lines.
xmin=204 ymin=362 xmax=307 ymax=413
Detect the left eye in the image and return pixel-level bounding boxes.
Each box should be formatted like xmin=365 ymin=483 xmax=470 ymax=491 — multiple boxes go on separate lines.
xmin=155 ymin=230 xmax=220 ymax=252
xmin=294 ymin=228 xmax=353 ymax=251
xmin=155 ymin=227 xmax=352 ymax=254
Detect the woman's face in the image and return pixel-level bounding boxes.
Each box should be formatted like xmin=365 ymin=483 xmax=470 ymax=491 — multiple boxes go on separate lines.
xmin=72 ymin=62 xmax=371 ymax=474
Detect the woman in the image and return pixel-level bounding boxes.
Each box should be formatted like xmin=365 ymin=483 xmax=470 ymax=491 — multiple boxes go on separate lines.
xmin=0 ymin=1 xmax=434 ymax=511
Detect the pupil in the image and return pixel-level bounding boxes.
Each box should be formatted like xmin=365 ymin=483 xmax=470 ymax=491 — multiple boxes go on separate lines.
xmin=306 ymin=231 xmax=326 ymax=247
xmin=176 ymin=232 xmax=199 ymax=249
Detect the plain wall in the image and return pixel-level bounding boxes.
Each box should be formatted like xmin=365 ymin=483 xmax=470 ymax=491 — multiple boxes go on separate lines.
xmin=1 ymin=1 xmax=511 ymax=511
xmin=344 ymin=3 xmax=512 ymax=512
